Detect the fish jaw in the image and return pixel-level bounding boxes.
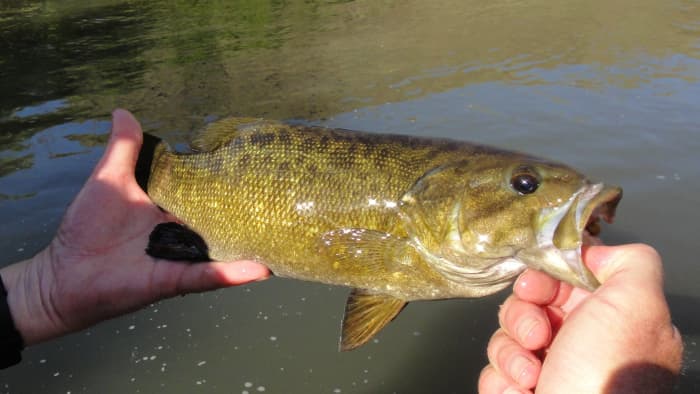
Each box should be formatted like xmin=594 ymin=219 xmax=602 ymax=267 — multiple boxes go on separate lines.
xmin=520 ymin=183 xmax=622 ymax=291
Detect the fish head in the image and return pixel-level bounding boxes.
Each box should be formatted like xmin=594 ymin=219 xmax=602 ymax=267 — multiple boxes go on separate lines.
xmin=402 ymin=153 xmax=622 ymax=292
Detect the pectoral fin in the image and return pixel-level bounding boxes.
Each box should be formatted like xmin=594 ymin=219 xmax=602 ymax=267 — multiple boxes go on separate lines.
xmin=340 ymin=290 xmax=407 ymax=351
xmin=319 ymin=228 xmax=417 ymax=276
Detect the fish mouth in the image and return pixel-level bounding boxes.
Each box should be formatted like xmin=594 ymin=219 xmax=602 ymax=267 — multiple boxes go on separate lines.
xmin=579 ymin=186 xmax=622 ymax=246
xmin=525 ymin=183 xmax=622 ymax=291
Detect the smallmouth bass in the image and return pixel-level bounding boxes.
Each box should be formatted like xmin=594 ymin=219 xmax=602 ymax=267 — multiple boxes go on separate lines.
xmin=137 ymin=118 xmax=622 ymax=350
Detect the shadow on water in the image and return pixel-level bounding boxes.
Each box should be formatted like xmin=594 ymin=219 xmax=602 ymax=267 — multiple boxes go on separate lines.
xmin=668 ymin=293 xmax=700 ymax=392
xmin=388 ymin=296 xmax=506 ymax=393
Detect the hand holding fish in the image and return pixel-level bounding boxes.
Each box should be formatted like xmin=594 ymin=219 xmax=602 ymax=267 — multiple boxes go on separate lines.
xmin=0 ymin=109 xmax=270 ymax=346
xmin=478 ymin=244 xmax=683 ymax=394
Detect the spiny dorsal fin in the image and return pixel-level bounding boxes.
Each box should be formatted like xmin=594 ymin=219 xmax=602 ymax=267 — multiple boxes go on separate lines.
xmin=191 ymin=117 xmax=263 ymax=152
xmin=340 ymin=290 xmax=407 ymax=351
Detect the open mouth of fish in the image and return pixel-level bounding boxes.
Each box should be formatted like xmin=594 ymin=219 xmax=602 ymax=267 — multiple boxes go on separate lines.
xmin=580 ymin=186 xmax=622 ymax=246
xmin=529 ymin=183 xmax=622 ymax=291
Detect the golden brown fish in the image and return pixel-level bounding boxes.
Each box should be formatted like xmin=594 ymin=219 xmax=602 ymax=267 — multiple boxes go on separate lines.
xmin=137 ymin=118 xmax=622 ymax=350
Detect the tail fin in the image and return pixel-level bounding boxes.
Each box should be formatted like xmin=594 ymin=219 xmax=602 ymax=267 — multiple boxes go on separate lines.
xmin=135 ymin=133 xmax=163 ymax=194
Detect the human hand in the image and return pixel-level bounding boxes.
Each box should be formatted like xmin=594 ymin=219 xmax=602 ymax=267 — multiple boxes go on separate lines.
xmin=478 ymin=244 xmax=683 ymax=393
xmin=0 ymin=109 xmax=270 ymax=346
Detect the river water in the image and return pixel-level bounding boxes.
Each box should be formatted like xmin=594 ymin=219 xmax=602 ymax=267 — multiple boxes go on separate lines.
xmin=1 ymin=0 xmax=699 ymax=392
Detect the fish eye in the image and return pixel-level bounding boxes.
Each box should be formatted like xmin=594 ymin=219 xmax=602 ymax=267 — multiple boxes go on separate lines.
xmin=510 ymin=166 xmax=540 ymax=195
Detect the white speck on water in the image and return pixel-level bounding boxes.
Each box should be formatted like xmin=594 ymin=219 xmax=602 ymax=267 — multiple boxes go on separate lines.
xmin=244 ymin=382 xmax=253 ymax=388
xmin=150 ymin=355 xmax=156 ymax=361
xmin=156 ymin=345 xmax=163 ymax=350
xmin=39 ymin=359 xmax=47 ymax=364
xmin=197 ymin=361 xmax=206 ymax=367
xmin=333 ymin=389 xmax=342 ymax=393
xmin=656 ymin=175 xmax=666 ymax=180
xmin=269 ymin=336 xmax=277 ymax=341
xmin=300 ymin=297 xmax=306 ymax=301
xmin=256 ymin=386 xmax=266 ymax=392
xmin=142 ymin=356 xmax=148 ymax=361
xmin=128 ymin=325 xmax=136 ymax=330
xmin=413 ymin=331 xmax=421 ymax=336
xmin=17 ymin=248 xmax=24 ymax=252
xmin=372 ymin=338 xmax=379 ymax=343
xmin=53 ymin=372 xmax=60 ymax=377
xmin=243 ymin=391 xmax=249 ymax=394
xmin=130 ymin=377 xmax=135 ymax=382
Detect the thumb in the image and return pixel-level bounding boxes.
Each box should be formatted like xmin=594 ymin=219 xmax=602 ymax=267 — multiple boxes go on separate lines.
xmin=156 ymin=260 xmax=271 ymax=297
xmin=584 ymin=243 xmax=665 ymax=295
xmin=93 ymin=109 xmax=144 ymax=179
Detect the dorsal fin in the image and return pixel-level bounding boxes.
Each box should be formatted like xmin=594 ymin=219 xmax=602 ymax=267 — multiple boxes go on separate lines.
xmin=191 ymin=117 xmax=263 ymax=152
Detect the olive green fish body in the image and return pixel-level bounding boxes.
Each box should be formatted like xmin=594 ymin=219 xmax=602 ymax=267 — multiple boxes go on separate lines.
xmin=144 ymin=118 xmax=622 ymax=350
xmin=149 ymin=120 xmax=519 ymax=299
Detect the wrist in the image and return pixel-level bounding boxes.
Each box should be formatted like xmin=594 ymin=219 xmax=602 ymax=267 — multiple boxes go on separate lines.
xmin=0 ymin=250 xmax=63 ymax=346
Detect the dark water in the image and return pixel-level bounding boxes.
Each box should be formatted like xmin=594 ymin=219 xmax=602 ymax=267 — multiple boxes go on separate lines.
xmin=1 ymin=0 xmax=699 ymax=392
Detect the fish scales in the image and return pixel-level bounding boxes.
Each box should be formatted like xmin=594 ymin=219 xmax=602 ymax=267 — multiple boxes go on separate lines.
xmin=148 ymin=120 xmax=511 ymax=299
xmin=142 ymin=117 xmax=622 ymax=350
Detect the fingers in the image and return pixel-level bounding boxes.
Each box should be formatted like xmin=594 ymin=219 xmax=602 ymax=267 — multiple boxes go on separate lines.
xmin=513 ymin=269 xmax=575 ymax=307
xmin=93 ymin=109 xmax=144 ymax=181
xmin=498 ymin=295 xmax=551 ymax=350
xmin=513 ymin=269 xmax=559 ymax=304
xmin=478 ymin=365 xmax=533 ymax=394
xmin=206 ymin=261 xmax=271 ymax=286
xmin=480 ymin=329 xmax=540 ymax=392
xmin=478 ymin=365 xmax=514 ymax=394
xmin=152 ymin=260 xmax=271 ymax=299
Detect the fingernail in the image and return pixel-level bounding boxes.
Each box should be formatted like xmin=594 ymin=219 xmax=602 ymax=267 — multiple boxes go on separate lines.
xmin=517 ymin=317 xmax=539 ymax=343
xmin=510 ymin=354 xmax=534 ymax=386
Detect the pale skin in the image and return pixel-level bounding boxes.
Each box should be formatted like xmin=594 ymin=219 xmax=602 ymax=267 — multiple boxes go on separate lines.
xmin=478 ymin=244 xmax=684 ymax=393
xmin=0 ymin=109 xmax=270 ymax=346
xmin=0 ymin=110 xmax=684 ymax=393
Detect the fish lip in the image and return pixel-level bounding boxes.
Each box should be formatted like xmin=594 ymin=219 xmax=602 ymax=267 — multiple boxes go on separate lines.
xmin=558 ymin=183 xmax=623 ymax=289
xmin=581 ymin=185 xmax=623 ymax=237
xmin=525 ymin=183 xmax=622 ymax=291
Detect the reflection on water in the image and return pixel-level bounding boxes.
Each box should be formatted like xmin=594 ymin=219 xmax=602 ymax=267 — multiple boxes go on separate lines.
xmin=1 ymin=0 xmax=700 ymax=392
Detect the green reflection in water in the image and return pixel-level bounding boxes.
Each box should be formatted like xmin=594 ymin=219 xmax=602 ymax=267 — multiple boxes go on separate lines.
xmin=0 ymin=153 xmax=34 ymax=178
xmin=64 ymin=133 xmax=109 ymax=148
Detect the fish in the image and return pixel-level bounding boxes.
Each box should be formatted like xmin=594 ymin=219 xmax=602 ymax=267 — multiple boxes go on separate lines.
xmin=135 ymin=118 xmax=622 ymax=351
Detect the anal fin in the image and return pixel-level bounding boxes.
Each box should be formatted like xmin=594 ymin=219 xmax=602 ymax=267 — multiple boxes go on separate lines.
xmin=146 ymin=222 xmax=211 ymax=263
xmin=340 ymin=289 xmax=407 ymax=351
